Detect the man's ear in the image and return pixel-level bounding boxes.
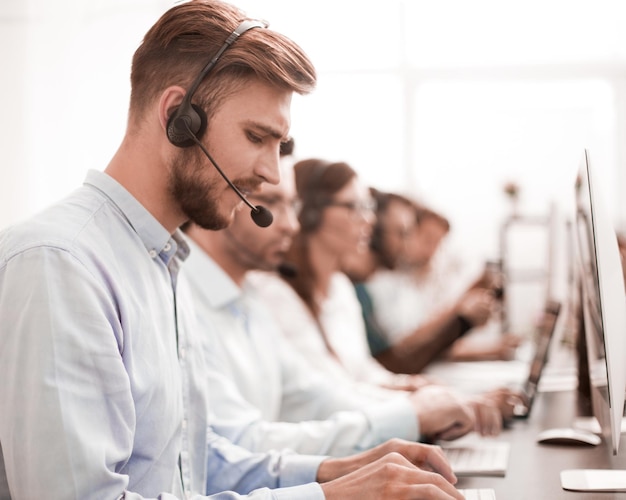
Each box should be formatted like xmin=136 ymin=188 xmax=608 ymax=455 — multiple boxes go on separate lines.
xmin=160 ymin=85 xmax=207 ymax=148
xmin=158 ymin=86 xmax=186 ymax=131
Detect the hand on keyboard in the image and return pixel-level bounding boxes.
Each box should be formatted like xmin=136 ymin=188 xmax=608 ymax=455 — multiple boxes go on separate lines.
xmin=466 ymin=396 xmax=503 ymax=437
xmin=409 ymin=385 xmax=476 ymax=441
xmin=319 ymin=445 xmax=466 ymax=499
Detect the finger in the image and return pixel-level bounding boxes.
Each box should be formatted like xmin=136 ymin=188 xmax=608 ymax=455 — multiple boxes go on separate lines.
xmin=419 ymin=446 xmax=458 ymax=484
xmin=405 ymin=470 xmax=465 ymax=499
xmin=481 ymin=406 xmax=498 ymax=436
xmin=502 ymin=394 xmax=526 ymax=419
xmin=320 ymin=455 xmax=463 ymax=500
xmin=477 ymin=408 xmax=502 ymax=436
xmin=388 ymin=441 xmax=458 ymax=485
xmin=438 ymin=418 xmax=474 ymax=441
xmin=483 ymin=400 xmax=504 ymax=435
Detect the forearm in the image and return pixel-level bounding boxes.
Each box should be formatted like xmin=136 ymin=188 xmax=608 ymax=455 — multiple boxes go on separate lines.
xmin=212 ymin=411 xmax=369 ymax=457
xmin=375 ymin=310 xmax=468 ymax=374
xmin=205 ymin=430 xmax=325 ymax=493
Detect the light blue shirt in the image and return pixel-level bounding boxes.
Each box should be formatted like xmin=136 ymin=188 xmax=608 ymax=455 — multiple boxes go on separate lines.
xmin=0 ymin=170 xmax=323 ymax=500
xmin=183 ymin=239 xmax=418 ymax=456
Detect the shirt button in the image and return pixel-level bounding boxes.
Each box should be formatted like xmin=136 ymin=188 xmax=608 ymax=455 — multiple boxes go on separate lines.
xmin=164 ymin=243 xmax=172 ymax=252
xmin=149 ymin=249 xmax=158 ymax=258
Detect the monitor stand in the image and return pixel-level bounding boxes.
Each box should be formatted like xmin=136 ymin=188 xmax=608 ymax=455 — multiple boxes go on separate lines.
xmin=561 ymin=469 xmax=626 ymax=492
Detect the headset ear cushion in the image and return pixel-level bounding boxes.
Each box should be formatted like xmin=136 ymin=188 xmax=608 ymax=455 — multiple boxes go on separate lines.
xmin=299 ymin=205 xmax=321 ymax=232
xmin=369 ymin=221 xmax=383 ymax=254
xmin=166 ymin=103 xmax=208 ymax=148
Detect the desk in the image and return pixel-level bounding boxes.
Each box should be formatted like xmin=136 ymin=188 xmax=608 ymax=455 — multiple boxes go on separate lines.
xmin=456 ymin=389 xmax=626 ymax=499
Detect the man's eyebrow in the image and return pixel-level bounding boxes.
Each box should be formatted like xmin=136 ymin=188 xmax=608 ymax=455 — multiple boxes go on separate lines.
xmin=244 ymin=120 xmax=288 ymax=140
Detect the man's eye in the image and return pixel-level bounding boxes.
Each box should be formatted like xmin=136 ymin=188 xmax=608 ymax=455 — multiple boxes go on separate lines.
xmin=246 ymin=131 xmax=262 ymax=144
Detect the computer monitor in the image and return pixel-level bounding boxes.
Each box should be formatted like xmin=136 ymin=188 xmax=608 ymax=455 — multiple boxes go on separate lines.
xmin=560 ymin=149 xmax=626 ymax=492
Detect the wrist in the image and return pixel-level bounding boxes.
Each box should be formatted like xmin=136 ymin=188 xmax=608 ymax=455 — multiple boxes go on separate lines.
xmin=455 ymin=313 xmax=473 ymax=335
xmin=316 ymin=457 xmax=336 ymax=483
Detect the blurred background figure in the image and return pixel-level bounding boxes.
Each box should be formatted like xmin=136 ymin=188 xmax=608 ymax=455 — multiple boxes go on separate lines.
xmin=179 ymin=145 xmax=516 ymax=453
xmin=617 ymin=232 xmax=626 ymax=285
xmin=250 ymin=158 xmax=520 ymax=436
xmin=251 ymin=159 xmax=425 ymax=393
xmin=181 ymin=153 xmax=427 ymax=456
xmin=345 ymin=189 xmax=522 ymax=375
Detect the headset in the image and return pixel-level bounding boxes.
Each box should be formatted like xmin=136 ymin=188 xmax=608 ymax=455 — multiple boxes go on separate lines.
xmin=166 ymin=19 xmax=273 ymax=228
xmin=298 ymin=160 xmax=332 ymax=232
xmin=166 ymin=19 xmax=267 ymax=147
xmin=368 ymin=189 xmax=387 ymax=256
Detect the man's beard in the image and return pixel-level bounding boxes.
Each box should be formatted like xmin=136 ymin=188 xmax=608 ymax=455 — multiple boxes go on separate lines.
xmin=169 ymin=147 xmax=229 ymax=230
xmin=223 ymin=225 xmax=280 ymax=273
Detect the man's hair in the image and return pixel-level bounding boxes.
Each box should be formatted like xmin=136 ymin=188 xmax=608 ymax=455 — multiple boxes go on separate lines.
xmin=129 ymin=0 xmax=316 ymax=124
xmin=279 ymin=137 xmax=295 ymax=157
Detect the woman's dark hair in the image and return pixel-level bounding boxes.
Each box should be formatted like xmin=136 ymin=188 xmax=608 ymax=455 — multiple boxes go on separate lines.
xmin=369 ymin=188 xmax=418 ymax=270
xmin=282 ymin=158 xmax=357 ymax=318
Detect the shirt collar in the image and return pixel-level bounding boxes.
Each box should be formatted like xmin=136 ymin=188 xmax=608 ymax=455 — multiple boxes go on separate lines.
xmin=83 ymin=169 xmax=188 ymax=265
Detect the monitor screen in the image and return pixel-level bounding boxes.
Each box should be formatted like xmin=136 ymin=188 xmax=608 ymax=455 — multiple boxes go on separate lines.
xmin=574 ymin=149 xmax=626 ymax=455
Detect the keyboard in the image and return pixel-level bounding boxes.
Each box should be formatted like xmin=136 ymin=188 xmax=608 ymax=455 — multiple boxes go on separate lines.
xmin=457 ymin=488 xmax=497 ymax=500
xmin=442 ymin=441 xmax=510 ymax=476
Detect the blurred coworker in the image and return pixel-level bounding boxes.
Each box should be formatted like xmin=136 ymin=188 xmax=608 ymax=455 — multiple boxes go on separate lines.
xmin=346 ymin=190 xmax=521 ymax=373
xmin=342 ymin=189 xmax=476 ymax=373
xmin=618 ymin=233 xmax=626 ymax=285
xmin=181 ymin=162 xmax=487 ymax=454
xmin=342 ymin=188 xmax=520 ymax=373
xmin=250 ymin=159 xmax=515 ymax=437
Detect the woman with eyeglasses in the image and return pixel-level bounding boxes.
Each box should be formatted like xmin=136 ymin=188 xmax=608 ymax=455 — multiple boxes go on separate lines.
xmin=273 ymin=158 xmax=421 ymax=392
xmin=250 ymin=158 xmax=511 ymax=441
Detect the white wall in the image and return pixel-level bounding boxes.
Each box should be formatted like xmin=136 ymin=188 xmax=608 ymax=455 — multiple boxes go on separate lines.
xmin=0 ymin=0 xmax=171 ymax=228
xmin=2 ymin=0 xmax=625 ymax=329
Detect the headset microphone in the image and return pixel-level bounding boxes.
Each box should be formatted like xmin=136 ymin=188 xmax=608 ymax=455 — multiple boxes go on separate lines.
xmin=277 ymin=262 xmax=298 ymax=278
xmin=250 ymin=205 xmax=273 ymax=228
xmin=181 ymin=120 xmax=273 ymax=228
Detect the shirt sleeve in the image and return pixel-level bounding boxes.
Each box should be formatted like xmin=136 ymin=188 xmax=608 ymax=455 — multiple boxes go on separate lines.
xmin=193 ymin=277 xmax=417 ymax=458
xmin=204 ymin=430 xmax=325 ymax=493
xmin=0 ymin=247 xmax=326 ymax=500
xmin=0 ymin=247 xmax=150 ymax=498
xmin=204 ymin=343 xmax=369 ymax=457
xmin=277 ymin=334 xmax=420 ymax=452
xmin=206 ymin=334 xmax=419 ymax=457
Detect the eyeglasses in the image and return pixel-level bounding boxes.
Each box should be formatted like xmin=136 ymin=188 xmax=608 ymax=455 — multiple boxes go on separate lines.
xmin=323 ymin=198 xmax=377 ymax=215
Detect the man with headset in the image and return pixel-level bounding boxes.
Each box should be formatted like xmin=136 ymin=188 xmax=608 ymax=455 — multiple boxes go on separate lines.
xmin=0 ymin=1 xmax=463 ymax=499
